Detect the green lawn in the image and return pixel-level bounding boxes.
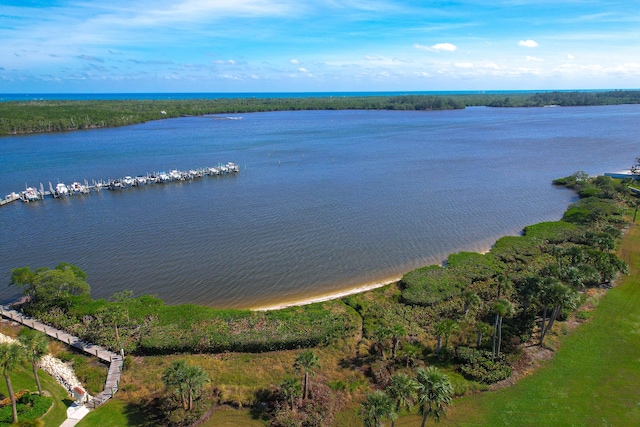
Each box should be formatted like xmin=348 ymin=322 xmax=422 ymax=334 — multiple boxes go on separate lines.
xmin=76 ymin=398 xmax=161 ymax=427
xmin=0 ymin=365 xmax=72 ymax=427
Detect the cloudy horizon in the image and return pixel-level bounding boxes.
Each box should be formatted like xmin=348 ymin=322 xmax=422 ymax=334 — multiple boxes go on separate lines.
xmin=2 ymin=0 xmax=639 ymax=93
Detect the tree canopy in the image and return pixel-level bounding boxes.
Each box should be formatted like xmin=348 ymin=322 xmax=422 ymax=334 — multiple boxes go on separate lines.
xmin=10 ymin=262 xmax=90 ymax=308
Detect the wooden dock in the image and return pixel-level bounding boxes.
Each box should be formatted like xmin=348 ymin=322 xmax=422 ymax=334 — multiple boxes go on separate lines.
xmin=0 ymin=305 xmax=123 ymax=408
xmin=2 ymin=162 xmax=240 ymax=207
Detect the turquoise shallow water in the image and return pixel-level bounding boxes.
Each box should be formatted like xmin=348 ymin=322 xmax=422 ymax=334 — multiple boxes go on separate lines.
xmin=1 ymin=105 xmax=638 ymax=308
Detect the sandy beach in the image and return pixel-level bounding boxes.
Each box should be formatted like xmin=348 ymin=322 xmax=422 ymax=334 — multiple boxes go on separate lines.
xmin=252 ymin=277 xmax=401 ymax=311
xmin=251 ymin=245 xmax=496 ymax=311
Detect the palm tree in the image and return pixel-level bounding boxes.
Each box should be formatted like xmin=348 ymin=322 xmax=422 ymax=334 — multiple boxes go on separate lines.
xmin=415 ymin=366 xmax=453 ymax=427
xmin=371 ymin=326 xmax=391 ymax=359
xmin=18 ymin=330 xmax=49 ymax=396
xmin=461 ymin=290 xmax=481 ymax=316
xmin=539 ymin=282 xmax=578 ymax=346
xmin=491 ymin=298 xmax=515 ymax=361
xmin=434 ymin=319 xmax=458 ymax=357
xmin=162 ymin=360 xmax=210 ymax=411
xmin=0 ymin=342 xmax=26 ymax=424
xmin=162 ymin=360 xmax=189 ymax=410
xmin=474 ymin=321 xmax=492 ymax=348
xmin=183 ymin=364 xmax=210 ymax=411
xmin=386 ymin=373 xmax=418 ymax=427
xmin=279 ymin=377 xmax=302 ymax=411
xmin=294 ymin=350 xmax=320 ymax=401
xmin=390 ymin=324 xmax=406 ymax=360
xmin=360 ymin=390 xmax=396 ymax=427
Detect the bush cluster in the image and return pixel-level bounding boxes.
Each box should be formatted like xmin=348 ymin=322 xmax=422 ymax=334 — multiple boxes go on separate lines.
xmin=0 ymin=393 xmax=52 ymax=425
xmin=456 ymin=347 xmax=512 ymax=384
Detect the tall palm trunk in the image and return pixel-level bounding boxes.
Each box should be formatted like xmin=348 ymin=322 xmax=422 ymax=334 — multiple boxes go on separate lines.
xmin=392 ymin=336 xmax=400 ymax=360
xmin=492 ymin=313 xmax=500 ymax=361
xmin=5 ymin=374 xmax=17 ymax=424
xmin=420 ymin=408 xmax=428 ymax=427
xmin=540 ymin=305 xmax=562 ymax=345
xmin=32 ymin=362 xmax=43 ymax=396
xmin=420 ymin=402 xmax=430 ymax=427
xmin=496 ymin=316 xmax=503 ymax=358
xmin=538 ymin=305 xmax=547 ymax=345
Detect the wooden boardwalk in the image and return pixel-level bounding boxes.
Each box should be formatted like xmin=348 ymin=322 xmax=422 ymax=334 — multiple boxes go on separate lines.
xmin=0 ymin=305 xmax=123 ymax=407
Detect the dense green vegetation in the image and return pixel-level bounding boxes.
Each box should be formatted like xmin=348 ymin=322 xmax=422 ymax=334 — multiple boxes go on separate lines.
xmin=10 ymin=270 xmax=361 ymax=355
xmin=483 ymin=89 xmax=640 ymax=107
xmin=0 ymin=95 xmax=465 ymax=135
xmin=430 ymin=219 xmax=640 ymax=427
xmin=2 ymin=90 xmax=640 ymax=135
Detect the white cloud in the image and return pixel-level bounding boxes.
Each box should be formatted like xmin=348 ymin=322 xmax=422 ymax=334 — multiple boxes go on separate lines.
xmin=414 ymin=42 xmax=457 ymax=52
xmin=431 ymin=43 xmax=457 ymax=52
xmin=290 ymin=59 xmax=299 ymax=64
xmin=526 ymin=56 xmax=544 ymax=62
xmin=298 ymin=67 xmax=309 ymax=73
xmin=454 ymin=62 xmax=474 ymax=68
xmin=567 ymin=54 xmax=575 ymax=60
xmin=519 ymin=39 xmax=539 ymax=48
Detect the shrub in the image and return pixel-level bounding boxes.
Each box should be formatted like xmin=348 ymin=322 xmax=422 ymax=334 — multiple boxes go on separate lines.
xmin=0 ymin=393 xmax=52 ymax=425
xmin=456 ymin=346 xmax=512 ymax=384
xmin=401 ymin=265 xmax=466 ymax=306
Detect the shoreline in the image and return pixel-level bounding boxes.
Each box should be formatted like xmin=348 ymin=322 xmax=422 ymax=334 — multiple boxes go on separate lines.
xmin=252 ymin=277 xmax=401 ymax=311
xmin=252 ymin=245 xmax=494 ymax=311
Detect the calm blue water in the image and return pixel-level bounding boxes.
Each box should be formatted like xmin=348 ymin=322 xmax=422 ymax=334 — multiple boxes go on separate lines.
xmin=1 ymin=105 xmax=638 ymax=308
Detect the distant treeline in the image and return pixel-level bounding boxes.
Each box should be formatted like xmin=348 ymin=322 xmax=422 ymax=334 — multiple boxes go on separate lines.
xmin=1 ymin=90 xmax=639 ymax=135
xmin=480 ymin=90 xmax=640 ymax=107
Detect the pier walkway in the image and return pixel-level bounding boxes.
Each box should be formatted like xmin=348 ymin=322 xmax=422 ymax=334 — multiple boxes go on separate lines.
xmin=0 ymin=305 xmax=123 ymax=424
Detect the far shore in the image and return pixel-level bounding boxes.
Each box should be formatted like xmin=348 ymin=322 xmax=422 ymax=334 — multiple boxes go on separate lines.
xmin=252 ymin=277 xmax=401 ymax=311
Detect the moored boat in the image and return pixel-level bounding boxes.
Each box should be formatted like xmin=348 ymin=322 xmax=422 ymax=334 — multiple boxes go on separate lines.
xmin=122 ymin=176 xmax=135 ymax=187
xmin=55 ymin=183 xmax=70 ymax=197
xmin=20 ymin=187 xmax=41 ymax=202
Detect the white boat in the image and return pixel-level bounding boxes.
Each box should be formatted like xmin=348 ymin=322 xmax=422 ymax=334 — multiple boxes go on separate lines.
xmin=169 ymin=170 xmax=182 ymax=181
xmin=122 ymin=176 xmax=135 ymax=187
xmin=55 ymin=183 xmax=69 ymax=197
xmin=158 ymin=172 xmax=171 ymax=182
xmin=21 ymin=187 xmax=41 ymax=202
xmin=109 ymin=180 xmax=125 ymax=190
xmin=69 ymin=181 xmax=89 ymax=194
xmin=134 ymin=176 xmax=148 ymax=186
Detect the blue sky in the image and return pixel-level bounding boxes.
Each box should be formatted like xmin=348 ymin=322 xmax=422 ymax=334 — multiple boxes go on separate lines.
xmin=2 ymin=0 xmax=639 ymax=93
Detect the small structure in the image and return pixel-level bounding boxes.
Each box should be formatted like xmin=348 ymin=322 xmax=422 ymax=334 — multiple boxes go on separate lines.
xmin=73 ymin=386 xmax=88 ymax=405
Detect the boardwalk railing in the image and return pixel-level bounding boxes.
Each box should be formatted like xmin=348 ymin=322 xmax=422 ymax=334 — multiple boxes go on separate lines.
xmin=0 ymin=305 xmax=123 ymax=408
